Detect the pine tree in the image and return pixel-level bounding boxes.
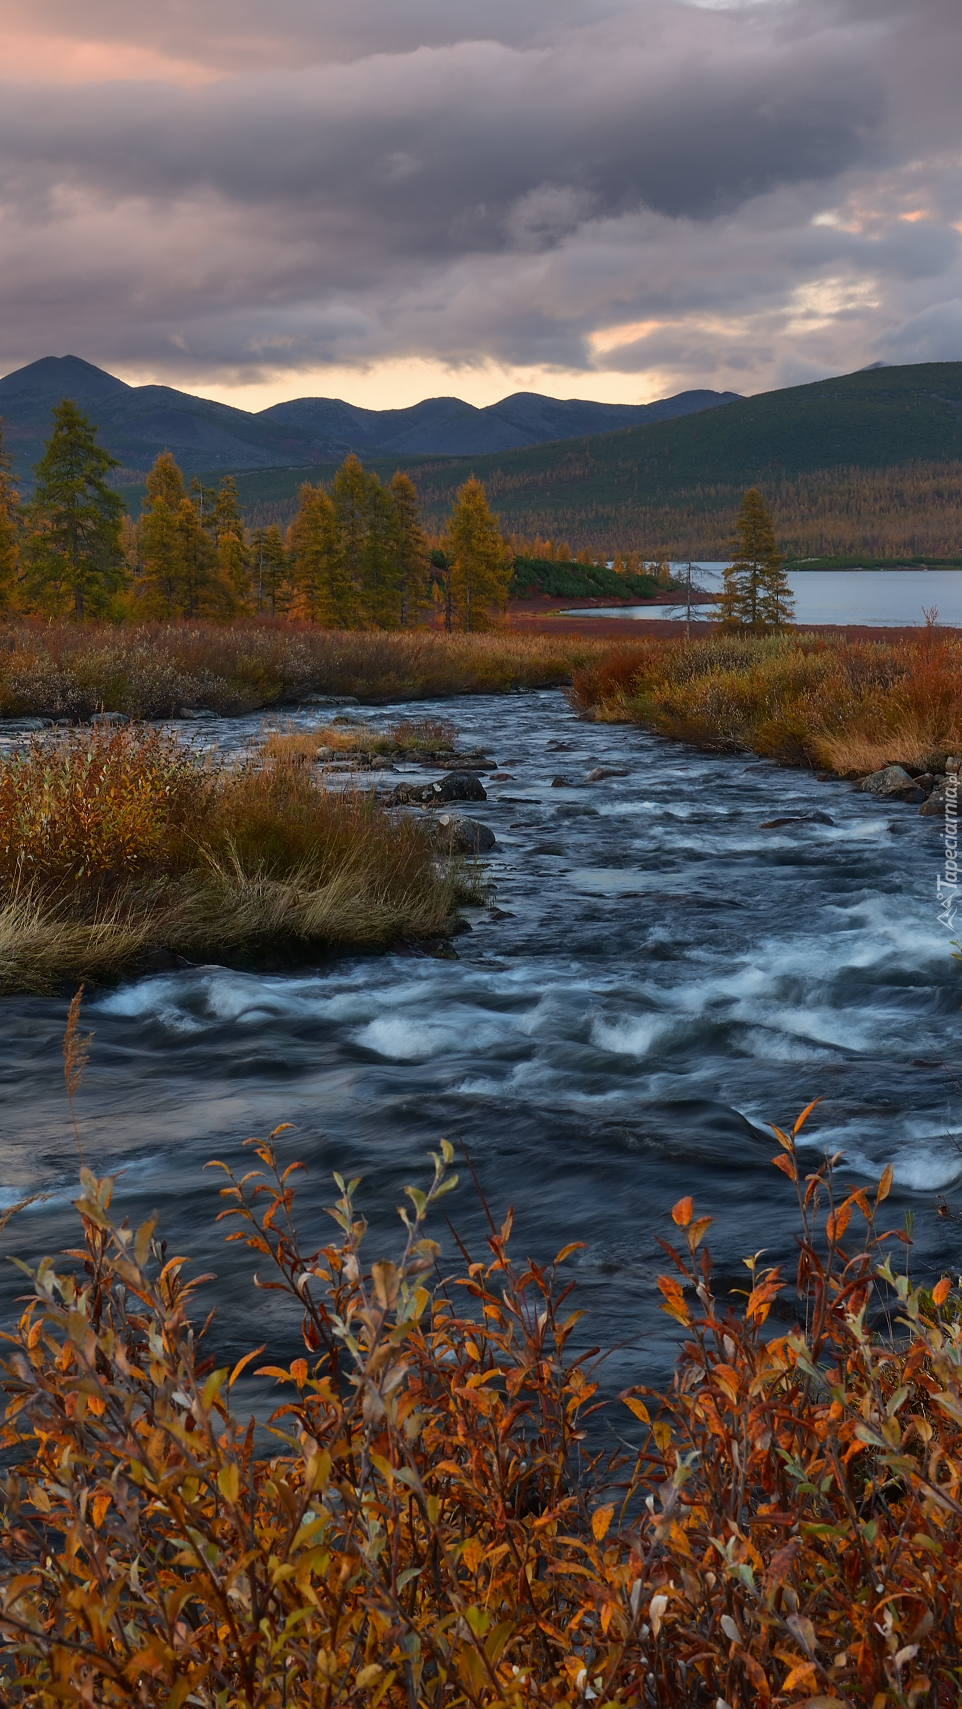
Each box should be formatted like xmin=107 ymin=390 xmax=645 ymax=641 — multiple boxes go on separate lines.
xmin=0 ymin=417 xmax=20 ymax=611
xmin=24 ymin=400 xmax=125 ymax=619
xmin=250 ymin=525 xmax=291 ymax=616
xmin=390 ymin=472 xmax=430 ymax=627
xmin=719 ymin=488 xmax=791 ymax=631
xmin=287 ymin=484 xmax=346 ymax=624
xmin=445 ymin=478 xmax=511 ymax=631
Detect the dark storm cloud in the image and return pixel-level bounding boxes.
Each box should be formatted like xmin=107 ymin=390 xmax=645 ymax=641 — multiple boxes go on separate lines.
xmin=0 ymin=0 xmax=959 ymax=392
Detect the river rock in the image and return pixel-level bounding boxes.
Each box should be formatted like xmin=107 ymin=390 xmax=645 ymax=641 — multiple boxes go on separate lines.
xmin=585 ymin=766 xmax=630 ymax=782
xmin=550 ymin=774 xmax=575 ymax=787
xmin=433 ymin=750 xmax=494 ymax=770
xmin=761 ymin=812 xmax=834 ymax=829
xmin=390 ymin=771 xmax=487 ymax=806
xmin=920 ymin=776 xmax=956 ymax=815
xmin=431 ymin=814 xmax=497 ymax=854
xmin=90 ymin=711 xmax=129 ymax=725
xmin=857 ymin=764 xmax=920 ymax=799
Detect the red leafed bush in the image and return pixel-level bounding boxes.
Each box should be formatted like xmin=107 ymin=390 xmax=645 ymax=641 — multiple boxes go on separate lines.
xmin=0 ymin=1102 xmax=959 ymax=1705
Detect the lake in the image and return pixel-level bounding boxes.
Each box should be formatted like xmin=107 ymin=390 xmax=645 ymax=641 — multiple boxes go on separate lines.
xmin=569 ymin=566 xmax=962 ymax=627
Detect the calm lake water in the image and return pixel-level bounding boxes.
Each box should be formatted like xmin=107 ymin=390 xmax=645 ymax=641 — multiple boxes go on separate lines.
xmin=0 ymin=691 xmax=959 ymax=1396
xmin=572 ymin=566 xmax=962 ymax=627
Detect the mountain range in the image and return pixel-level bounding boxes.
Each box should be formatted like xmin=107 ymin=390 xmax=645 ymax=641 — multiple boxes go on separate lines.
xmin=0 ymin=354 xmax=739 ymax=483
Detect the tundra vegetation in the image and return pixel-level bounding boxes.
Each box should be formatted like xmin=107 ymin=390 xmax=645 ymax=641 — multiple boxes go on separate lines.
xmin=0 ymin=722 xmax=476 ymax=990
xmin=570 ymin=626 xmax=962 ymax=777
xmin=0 ymin=1095 xmax=958 ymax=1705
xmin=0 ymin=623 xmax=609 ymax=719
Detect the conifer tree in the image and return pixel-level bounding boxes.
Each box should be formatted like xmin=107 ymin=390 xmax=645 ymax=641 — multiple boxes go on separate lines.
xmin=360 ymin=476 xmax=400 ymax=627
xmin=287 ymin=484 xmax=346 ymax=624
xmin=176 ymin=498 xmax=218 ymax=618
xmin=210 ymin=478 xmax=249 ymax=611
xmin=390 ymin=471 xmax=430 ymax=627
xmin=445 ymin=478 xmax=511 ymax=631
xmin=0 ymin=417 xmax=20 ymax=611
xmin=139 ymin=451 xmax=187 ymax=618
xmin=330 ymin=454 xmax=368 ymax=621
xmin=24 ymin=400 xmax=125 ymax=619
xmin=250 ymin=525 xmax=291 ymax=616
xmin=718 ymin=488 xmax=792 ymax=631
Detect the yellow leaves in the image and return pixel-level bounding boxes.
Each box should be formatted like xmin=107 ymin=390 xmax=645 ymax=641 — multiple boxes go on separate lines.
xmin=622 ymin=1396 xmax=650 ymax=1424
xmin=877 ymin=1162 xmax=894 ymax=1205
xmin=216 ymin=1464 xmax=239 ymax=1504
xmin=933 ymin=1277 xmax=951 ymax=1307
xmin=746 ymin=1277 xmax=783 ymax=1325
xmin=371 ymin=1260 xmax=400 ymax=1311
xmin=672 ymin=1197 xmax=693 ymax=1228
xmin=781 ymin=1660 xmax=818 ymax=1693
xmin=591 ymin=1504 xmax=615 ymax=1542
xmin=657 ymin=1275 xmax=690 ymax=1326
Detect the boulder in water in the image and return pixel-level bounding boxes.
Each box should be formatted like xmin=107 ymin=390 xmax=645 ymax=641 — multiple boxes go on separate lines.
xmin=585 ymin=766 xmax=630 ymax=782
xmin=857 ymin=764 xmax=920 ymax=799
xmin=391 ymin=771 xmax=487 ymax=805
xmin=430 ymin=814 xmax=496 ymax=854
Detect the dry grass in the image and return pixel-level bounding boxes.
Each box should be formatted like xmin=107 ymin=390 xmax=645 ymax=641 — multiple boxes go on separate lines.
xmin=0 ymin=725 xmax=478 ymax=989
xmin=570 ymin=628 xmax=962 ymax=774
xmin=3 ymin=1107 xmax=962 ymax=1705
xmin=260 ymin=716 xmax=457 ymax=765
xmin=0 ymin=621 xmax=608 ymax=718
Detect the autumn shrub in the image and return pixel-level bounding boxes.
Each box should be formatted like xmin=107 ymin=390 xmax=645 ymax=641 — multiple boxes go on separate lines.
xmin=0 ymin=622 xmax=608 ymax=719
xmin=0 ymin=1103 xmax=960 ymax=1706
xmin=261 ymin=717 xmax=458 ymax=765
xmin=571 ymin=629 xmax=962 ymax=773
xmin=0 ymin=725 xmax=474 ymax=989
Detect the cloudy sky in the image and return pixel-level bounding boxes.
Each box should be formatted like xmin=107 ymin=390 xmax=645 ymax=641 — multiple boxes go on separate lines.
xmin=0 ymin=0 xmax=960 ymax=410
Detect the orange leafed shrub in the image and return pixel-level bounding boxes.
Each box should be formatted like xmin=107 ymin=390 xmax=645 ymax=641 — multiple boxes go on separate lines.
xmin=0 ymin=724 xmax=202 ymax=891
xmin=1 ymin=1102 xmax=962 ymax=1704
xmin=571 ymin=628 xmax=962 ymax=773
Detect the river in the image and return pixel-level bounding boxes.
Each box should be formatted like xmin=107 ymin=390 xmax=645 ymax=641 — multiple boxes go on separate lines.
xmin=572 ymin=565 xmax=962 ymax=627
xmin=2 ymin=689 xmax=960 ymax=1394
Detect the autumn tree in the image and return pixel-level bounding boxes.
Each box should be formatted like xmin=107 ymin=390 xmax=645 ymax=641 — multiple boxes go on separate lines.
xmin=137 ymin=452 xmax=218 ymax=619
xmin=23 ymin=400 xmax=125 ymax=619
xmin=287 ymin=484 xmax=347 ymax=624
xmin=390 ymin=471 xmax=430 ymax=626
xmin=250 ymin=525 xmax=291 ymax=616
xmin=330 ymin=454 xmax=369 ymax=623
xmin=0 ymin=417 xmax=20 ymax=610
xmin=444 ymin=477 xmax=511 ymax=630
xmin=719 ymin=487 xmax=794 ymax=631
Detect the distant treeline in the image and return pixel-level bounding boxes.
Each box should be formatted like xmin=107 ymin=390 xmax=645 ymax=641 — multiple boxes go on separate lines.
xmin=0 ymin=399 xmax=660 ymax=627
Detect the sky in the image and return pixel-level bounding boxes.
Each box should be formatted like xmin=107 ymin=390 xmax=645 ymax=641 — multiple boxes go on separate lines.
xmin=0 ymin=0 xmax=960 ymax=412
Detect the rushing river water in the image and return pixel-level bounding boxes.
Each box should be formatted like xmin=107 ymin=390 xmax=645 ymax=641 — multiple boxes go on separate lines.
xmin=3 ymin=690 xmax=962 ymax=1392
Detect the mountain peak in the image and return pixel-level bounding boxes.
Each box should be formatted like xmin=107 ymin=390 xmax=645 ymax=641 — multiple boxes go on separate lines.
xmin=0 ymin=355 xmax=130 ymax=399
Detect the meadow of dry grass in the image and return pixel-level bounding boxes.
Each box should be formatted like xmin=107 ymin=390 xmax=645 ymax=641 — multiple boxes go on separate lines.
xmin=260 ymin=716 xmax=458 ymax=765
xmin=0 ymin=724 xmax=476 ymax=989
xmin=0 ymin=622 xmax=609 ymax=719
xmin=569 ymin=627 xmax=962 ymax=774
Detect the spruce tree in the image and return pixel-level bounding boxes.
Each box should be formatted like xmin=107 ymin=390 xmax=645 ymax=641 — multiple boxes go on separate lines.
xmin=24 ymin=400 xmax=125 ymax=619
xmin=391 ymin=471 xmax=429 ymax=627
xmin=0 ymin=417 xmax=20 ymax=611
xmin=445 ymin=478 xmax=511 ymax=631
xmin=719 ymin=487 xmax=790 ymax=631
xmin=330 ymin=454 xmax=369 ymax=622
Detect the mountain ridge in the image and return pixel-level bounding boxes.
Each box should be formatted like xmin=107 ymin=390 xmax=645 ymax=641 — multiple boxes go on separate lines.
xmin=0 ymin=354 xmax=739 ymax=481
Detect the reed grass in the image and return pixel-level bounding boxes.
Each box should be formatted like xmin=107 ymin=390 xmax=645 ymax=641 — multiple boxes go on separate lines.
xmin=1 ymin=1101 xmax=960 ymax=1705
xmin=0 ymin=725 xmax=475 ymax=989
xmin=0 ymin=622 xmax=607 ymax=718
xmin=569 ymin=628 xmax=962 ymax=773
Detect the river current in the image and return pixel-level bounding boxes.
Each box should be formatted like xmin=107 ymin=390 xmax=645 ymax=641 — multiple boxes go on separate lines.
xmin=2 ymin=689 xmax=961 ymax=1391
